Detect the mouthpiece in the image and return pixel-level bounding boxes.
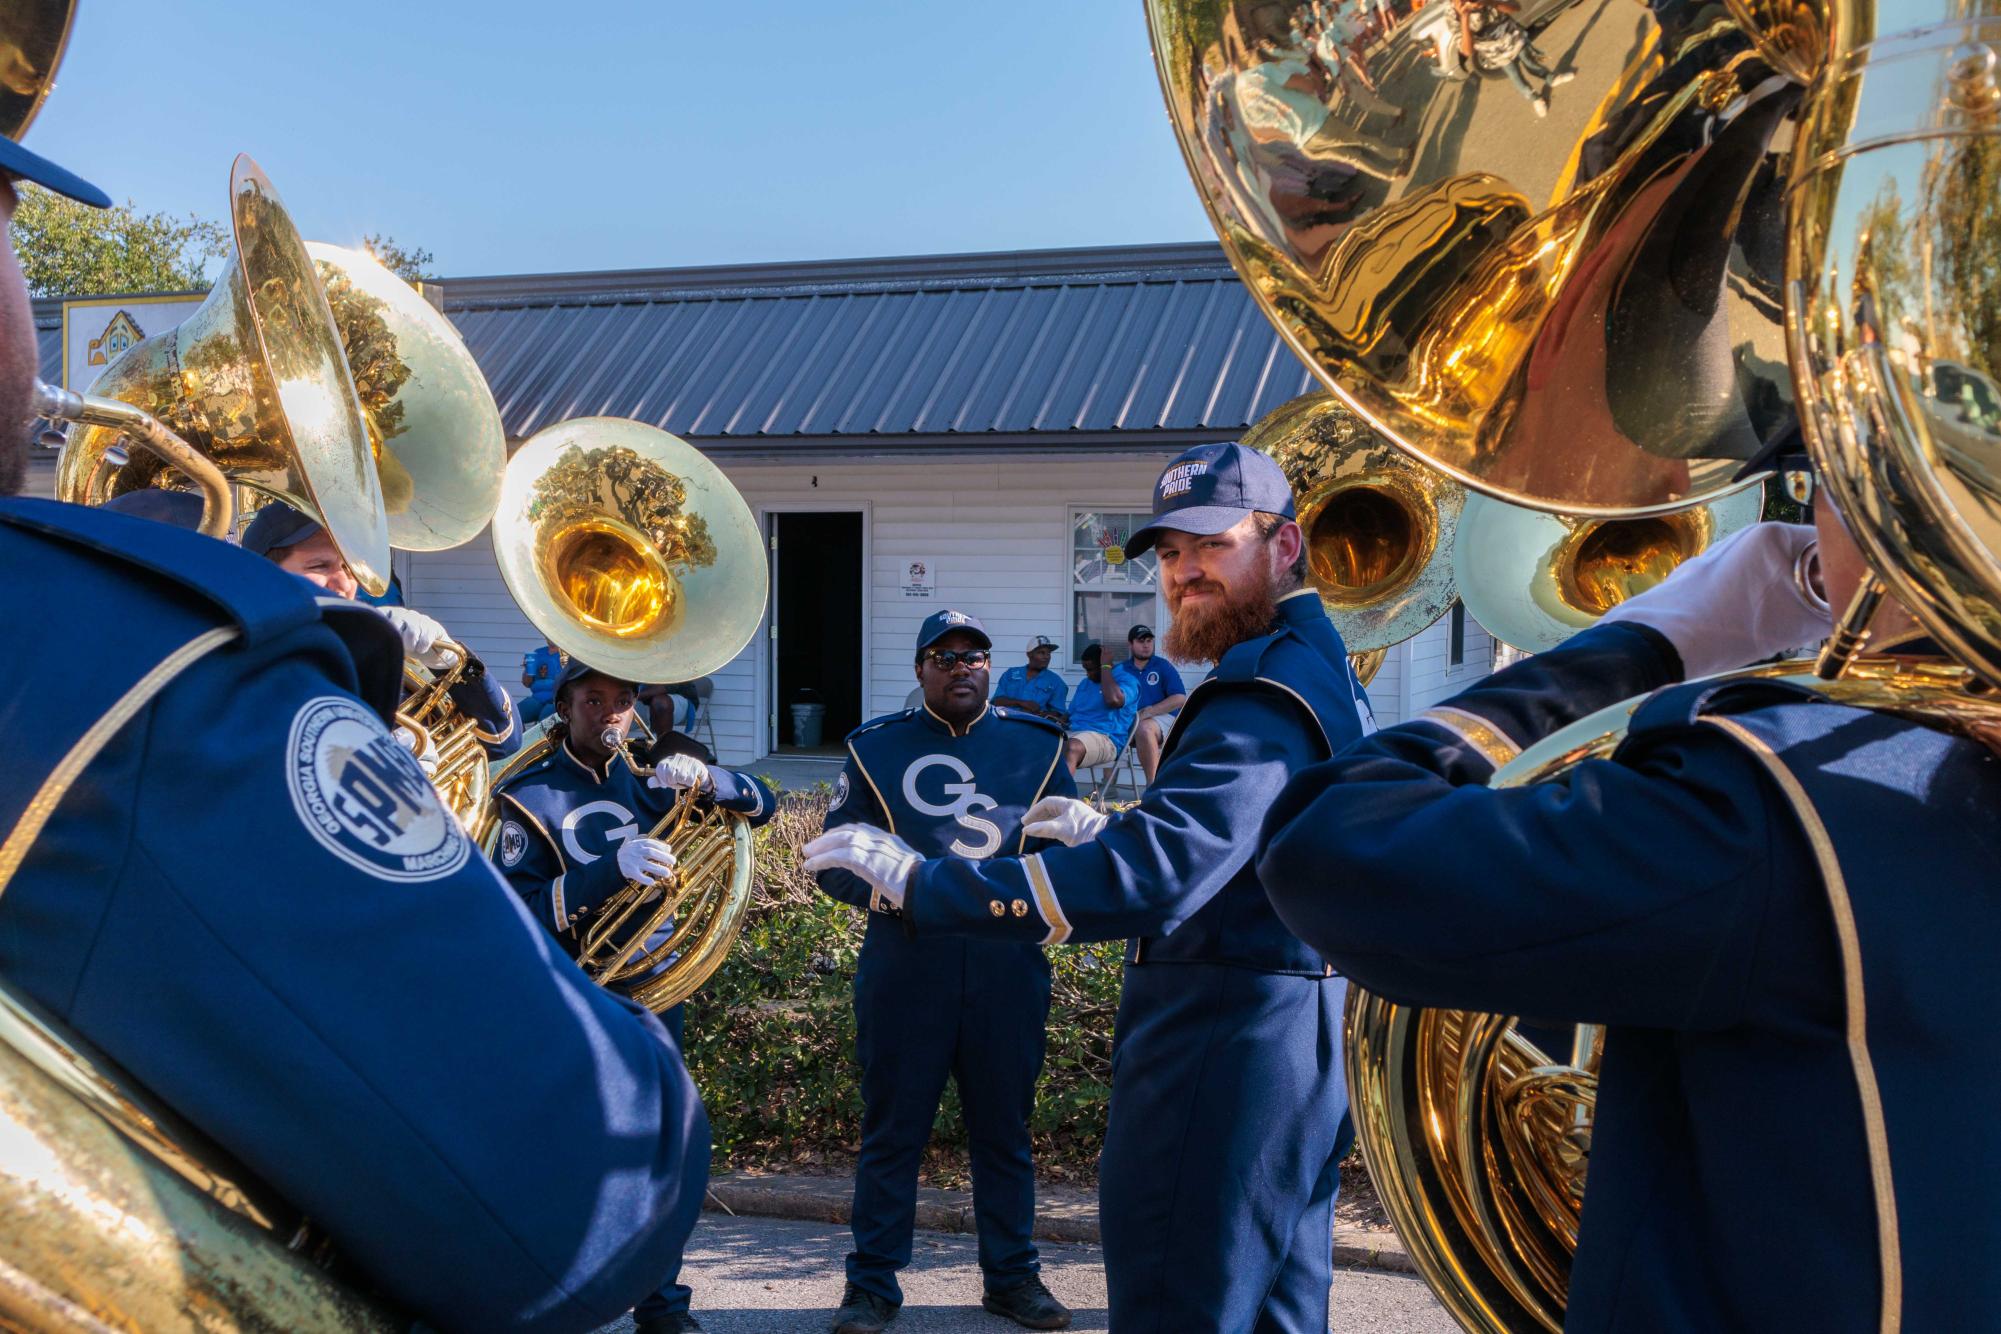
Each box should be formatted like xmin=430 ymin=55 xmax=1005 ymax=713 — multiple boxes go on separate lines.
xmin=600 ymin=726 xmax=624 ymax=752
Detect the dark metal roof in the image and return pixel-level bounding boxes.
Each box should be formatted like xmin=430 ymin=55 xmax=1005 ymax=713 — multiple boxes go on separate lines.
xmin=33 ymin=242 xmax=1323 ymax=456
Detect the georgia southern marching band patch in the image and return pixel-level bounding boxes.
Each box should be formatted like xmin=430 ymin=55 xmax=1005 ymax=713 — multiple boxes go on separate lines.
xmin=832 ymin=771 xmax=850 ymax=810
xmin=286 ymin=696 xmax=471 ymax=882
xmin=497 ymin=820 xmax=529 ymax=867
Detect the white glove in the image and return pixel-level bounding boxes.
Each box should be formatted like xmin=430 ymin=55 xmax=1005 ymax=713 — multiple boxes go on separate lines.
xmin=1022 ymin=795 xmax=1111 ymax=847
xmin=616 ymin=837 xmax=678 ymax=893
xmin=648 ymin=753 xmax=713 ymax=794
xmin=1598 ymin=521 xmax=1830 ymax=678
xmin=801 ymin=826 xmax=922 ymax=913
xmin=379 ymin=607 xmax=458 ymax=671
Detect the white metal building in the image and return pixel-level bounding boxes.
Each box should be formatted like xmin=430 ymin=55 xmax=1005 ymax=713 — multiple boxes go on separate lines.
xmin=29 ymin=243 xmax=1493 ymax=765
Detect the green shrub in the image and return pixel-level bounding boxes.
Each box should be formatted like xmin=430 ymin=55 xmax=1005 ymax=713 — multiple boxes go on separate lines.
xmin=681 ymin=789 xmax=1123 ymax=1178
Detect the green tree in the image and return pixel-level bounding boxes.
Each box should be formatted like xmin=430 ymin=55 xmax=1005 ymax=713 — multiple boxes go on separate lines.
xmin=361 ymin=232 xmax=435 ymax=284
xmin=11 ymin=184 xmax=227 ymax=297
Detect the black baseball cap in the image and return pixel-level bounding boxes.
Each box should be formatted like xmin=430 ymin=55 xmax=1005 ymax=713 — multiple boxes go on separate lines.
xmin=1127 ymin=442 xmax=1297 ymax=557
xmin=1127 ymin=624 xmax=1155 ymax=642
xmin=555 ymin=659 xmax=637 ymax=699
xmin=241 ymin=502 xmax=324 ymax=557
xmin=101 ymin=490 xmax=205 ymax=531
xmin=916 ymin=609 xmax=992 ymax=656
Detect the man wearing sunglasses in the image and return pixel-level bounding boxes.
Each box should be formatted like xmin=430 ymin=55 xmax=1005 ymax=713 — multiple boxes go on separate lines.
xmin=817 ymin=610 xmax=1075 ymax=1334
xmin=805 ymin=444 xmax=1372 ymax=1330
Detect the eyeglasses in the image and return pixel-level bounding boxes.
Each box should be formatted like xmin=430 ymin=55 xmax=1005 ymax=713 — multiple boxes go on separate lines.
xmin=921 ymin=649 xmax=992 ymax=670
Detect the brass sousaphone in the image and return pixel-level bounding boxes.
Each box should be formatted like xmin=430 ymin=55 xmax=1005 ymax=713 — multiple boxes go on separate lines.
xmin=1146 ymin=1 xmax=2001 ymax=1329
xmin=53 ymin=155 xmax=391 ymax=593
xmin=484 ymin=418 xmax=769 ymax=1012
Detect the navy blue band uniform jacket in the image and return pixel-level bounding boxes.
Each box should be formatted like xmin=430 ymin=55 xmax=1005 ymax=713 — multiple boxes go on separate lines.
xmin=1257 ymin=620 xmax=2001 ymax=1333
xmin=880 ymin=589 xmax=1377 ymax=1331
xmin=490 ymin=739 xmax=776 ymax=983
xmin=0 ymin=497 xmax=709 ymax=1334
xmin=437 ymin=655 xmax=517 ymax=753
xmin=814 ymin=700 xmax=1075 ymax=1303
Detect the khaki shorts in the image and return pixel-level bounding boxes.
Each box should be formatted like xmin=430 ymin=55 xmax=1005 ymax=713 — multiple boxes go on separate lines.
xmin=1069 ymin=730 xmax=1118 ymax=768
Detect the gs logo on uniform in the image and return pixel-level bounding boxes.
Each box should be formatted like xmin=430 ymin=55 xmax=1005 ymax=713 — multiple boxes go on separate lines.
xmin=286 ymin=696 xmax=470 ymax=882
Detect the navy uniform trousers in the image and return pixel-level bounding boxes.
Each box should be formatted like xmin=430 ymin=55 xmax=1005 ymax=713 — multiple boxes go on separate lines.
xmin=817 ymin=703 xmax=1072 ymax=1306
xmin=891 ymin=592 xmax=1372 ymax=1331
xmin=494 ymin=738 xmax=775 ymax=1321
xmin=1258 ymin=622 xmax=2001 ymax=1332
xmin=0 ymin=497 xmax=708 ymax=1334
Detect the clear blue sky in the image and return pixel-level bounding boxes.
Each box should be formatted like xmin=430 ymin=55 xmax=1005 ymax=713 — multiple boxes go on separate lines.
xmin=28 ymin=1 xmax=1217 ymax=278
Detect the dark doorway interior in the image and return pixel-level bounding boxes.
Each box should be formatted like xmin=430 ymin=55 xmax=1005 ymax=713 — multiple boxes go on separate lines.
xmin=773 ymin=511 xmax=864 ymax=751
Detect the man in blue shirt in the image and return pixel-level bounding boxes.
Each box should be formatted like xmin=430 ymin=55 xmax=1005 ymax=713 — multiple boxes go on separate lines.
xmin=1062 ymin=643 xmax=1138 ymax=775
xmin=1121 ymin=625 xmax=1187 ymax=784
xmin=521 ymin=637 xmax=565 ymax=725
xmin=991 ymin=634 xmax=1069 ymax=722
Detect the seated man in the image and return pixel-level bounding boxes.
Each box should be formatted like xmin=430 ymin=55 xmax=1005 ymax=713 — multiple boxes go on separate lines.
xmin=243 ymin=503 xmax=516 ymax=754
xmin=521 ymin=636 xmax=564 ymax=725
xmin=1062 ymin=643 xmax=1138 ymax=775
xmin=1120 ymin=625 xmax=1187 ymax=784
xmin=490 ymin=660 xmax=778 ymax=1334
xmin=991 ymin=634 xmax=1069 ymax=723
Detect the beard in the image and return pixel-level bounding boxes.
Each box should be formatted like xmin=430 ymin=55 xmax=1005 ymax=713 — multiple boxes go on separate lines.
xmin=1165 ymin=563 xmax=1286 ymax=663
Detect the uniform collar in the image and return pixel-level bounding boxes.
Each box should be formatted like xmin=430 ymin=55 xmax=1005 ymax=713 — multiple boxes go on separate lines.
xmin=920 ymin=701 xmax=990 ymax=738
xmin=558 ymin=736 xmax=616 ymax=783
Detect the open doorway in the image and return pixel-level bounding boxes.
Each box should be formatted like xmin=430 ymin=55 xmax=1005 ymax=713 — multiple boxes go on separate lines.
xmin=770 ymin=510 xmax=864 ymax=754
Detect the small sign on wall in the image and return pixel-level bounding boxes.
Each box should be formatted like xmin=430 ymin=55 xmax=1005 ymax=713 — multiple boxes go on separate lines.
xmin=900 ymin=558 xmax=937 ymax=600
xmin=62 ymin=294 xmax=204 ymax=392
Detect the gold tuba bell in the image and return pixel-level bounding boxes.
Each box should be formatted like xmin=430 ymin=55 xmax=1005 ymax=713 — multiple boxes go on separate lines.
xmin=53 ymin=155 xmax=391 ymax=594
xmin=483 ymin=418 xmax=769 ymax=1011
xmin=1145 ymin=0 xmax=2001 ymax=1328
xmin=1244 ymin=392 xmax=1464 ymax=684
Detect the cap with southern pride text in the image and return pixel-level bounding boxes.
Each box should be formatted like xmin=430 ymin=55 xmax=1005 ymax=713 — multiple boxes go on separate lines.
xmin=1126 ymin=441 xmax=1296 ymax=558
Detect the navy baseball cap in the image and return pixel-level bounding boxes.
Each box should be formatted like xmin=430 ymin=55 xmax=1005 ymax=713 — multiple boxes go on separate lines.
xmin=555 ymin=659 xmax=637 ymax=698
xmin=916 ymin=609 xmax=991 ymax=656
xmin=241 ymin=502 xmax=324 ymax=557
xmin=101 ymin=489 xmax=205 ymax=532
xmin=1127 ymin=624 xmax=1155 ymax=642
xmin=1126 ymin=442 xmax=1297 ymax=558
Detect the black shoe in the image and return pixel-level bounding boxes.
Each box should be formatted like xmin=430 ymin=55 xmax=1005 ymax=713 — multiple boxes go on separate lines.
xmin=832 ymin=1282 xmax=900 ymax=1334
xmin=635 ymin=1315 xmax=703 ymax=1334
xmin=982 ymin=1275 xmax=1071 ymax=1330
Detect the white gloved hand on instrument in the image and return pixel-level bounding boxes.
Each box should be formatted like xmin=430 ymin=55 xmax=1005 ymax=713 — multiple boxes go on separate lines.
xmin=378 ymin=607 xmax=459 ymax=671
xmin=1021 ymin=795 xmax=1111 ymax=848
xmin=1598 ymin=521 xmax=1830 ymax=679
xmin=616 ymin=837 xmax=678 ymax=893
xmin=648 ymin=753 xmax=713 ymax=793
xmin=801 ymin=825 xmax=922 ymax=914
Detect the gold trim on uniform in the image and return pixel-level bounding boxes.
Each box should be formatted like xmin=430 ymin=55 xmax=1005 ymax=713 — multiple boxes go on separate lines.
xmin=1415 ymin=705 xmax=1524 ymax=771
xmin=0 ymin=627 xmax=239 ymax=897
xmin=1705 ymin=716 xmax=1902 ymax=1334
xmin=846 ymin=741 xmax=896 ymax=836
xmin=1024 ymin=853 xmax=1072 ymax=947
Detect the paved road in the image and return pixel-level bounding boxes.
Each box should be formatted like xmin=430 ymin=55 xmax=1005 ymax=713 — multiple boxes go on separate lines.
xmin=595 ymin=1213 xmax=1459 ymax=1333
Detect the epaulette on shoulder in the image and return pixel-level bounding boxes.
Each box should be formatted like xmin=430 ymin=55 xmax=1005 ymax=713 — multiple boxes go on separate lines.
xmin=1629 ymin=675 xmax=1826 ymax=736
xmin=0 ymin=496 xmax=319 ymax=649
xmin=493 ymin=742 xmax=565 ymax=793
xmin=848 ymin=708 xmax=915 ymax=740
xmin=1210 ymin=623 xmax=1293 ymax=685
xmin=992 ymin=704 xmax=1064 ymax=735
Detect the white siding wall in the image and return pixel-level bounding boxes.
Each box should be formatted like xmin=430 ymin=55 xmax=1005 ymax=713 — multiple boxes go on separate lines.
xmin=405 ymin=453 xmax=1172 ymax=765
